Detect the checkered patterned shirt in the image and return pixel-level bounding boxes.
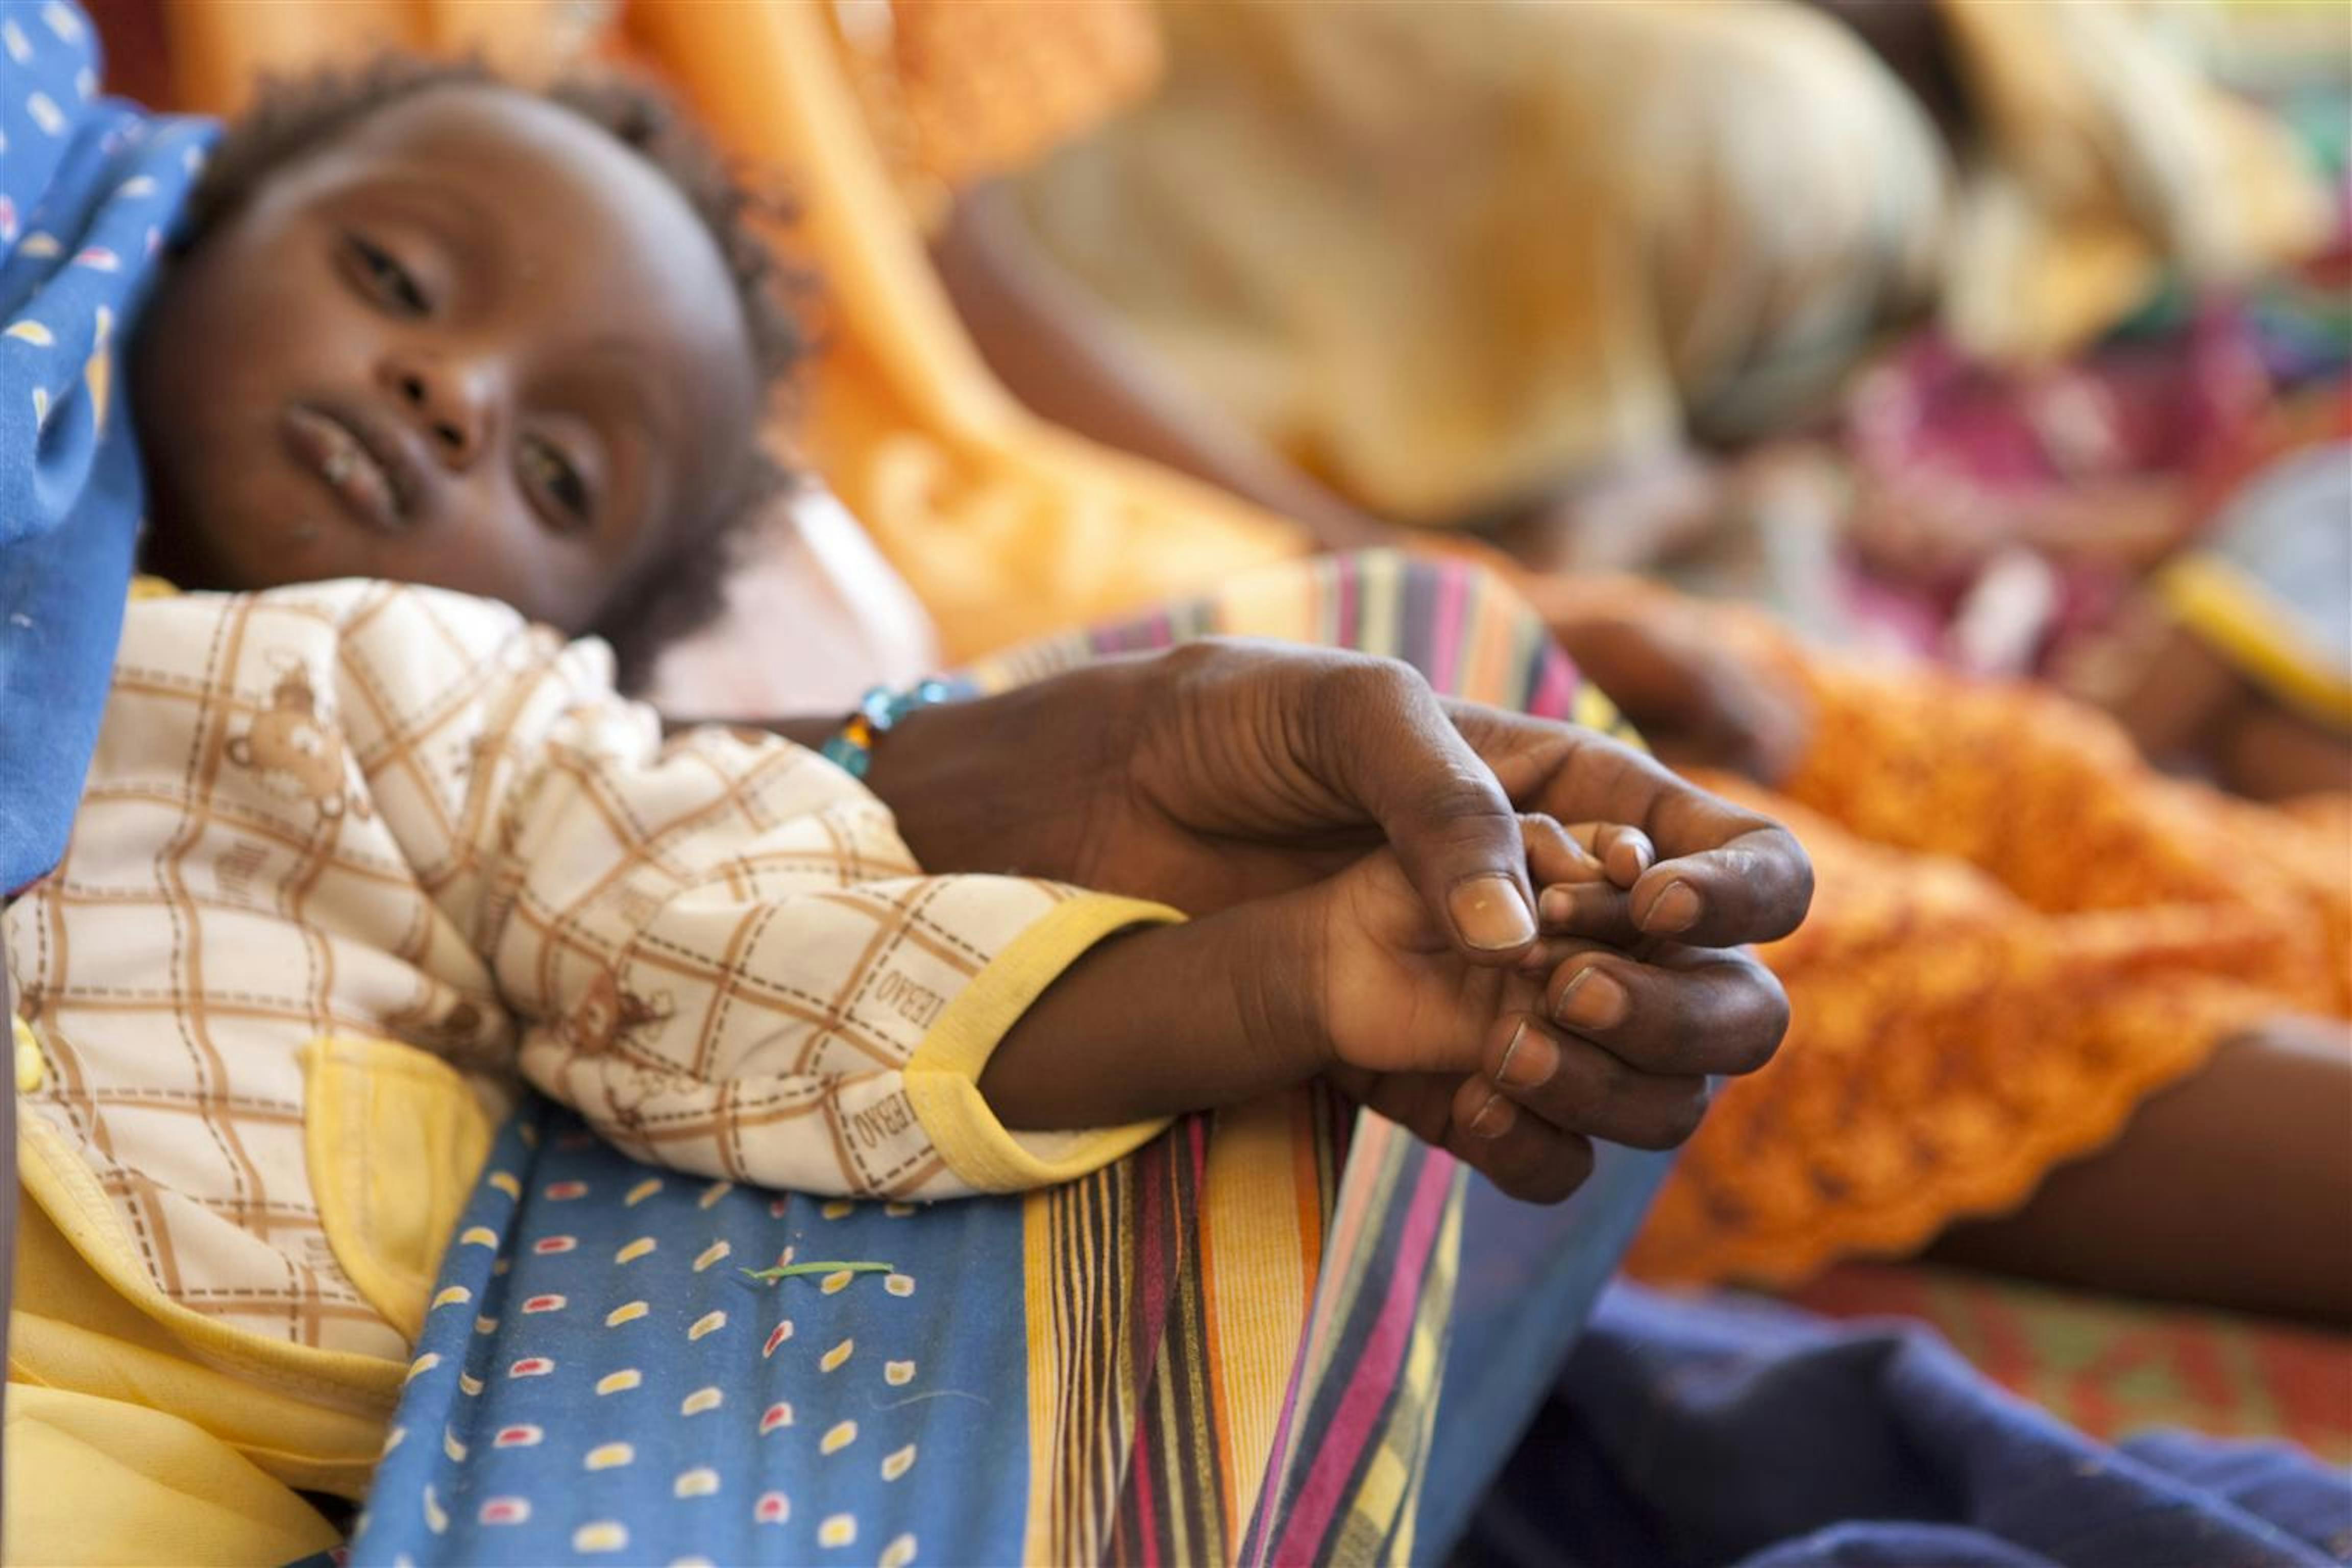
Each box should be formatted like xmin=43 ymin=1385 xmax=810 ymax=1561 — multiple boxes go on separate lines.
xmin=7 ymin=582 xmax=1170 ymax=1357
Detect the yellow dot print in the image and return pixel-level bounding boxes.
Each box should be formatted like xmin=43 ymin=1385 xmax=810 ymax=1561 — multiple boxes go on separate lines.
xmin=573 ymin=1522 xmax=629 ymax=1554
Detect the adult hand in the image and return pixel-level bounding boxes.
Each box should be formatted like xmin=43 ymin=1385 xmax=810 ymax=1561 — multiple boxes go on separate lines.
xmin=1547 ymin=603 xmax=1814 ymax=787
xmin=851 ymin=641 xmax=1809 ymax=1199
xmin=874 ymin=640 xmax=1811 ymax=951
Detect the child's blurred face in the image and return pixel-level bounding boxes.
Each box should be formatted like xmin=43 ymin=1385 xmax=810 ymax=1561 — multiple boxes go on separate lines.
xmin=132 ymin=84 xmax=761 ymax=633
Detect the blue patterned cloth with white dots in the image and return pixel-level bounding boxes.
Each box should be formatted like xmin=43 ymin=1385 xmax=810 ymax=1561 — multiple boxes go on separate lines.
xmin=347 ymin=1099 xmax=1031 ymax=1567
xmin=0 ymin=0 xmax=214 ymax=892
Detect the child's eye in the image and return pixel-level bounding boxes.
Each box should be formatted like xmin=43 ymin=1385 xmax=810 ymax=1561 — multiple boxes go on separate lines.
xmin=519 ymin=433 xmax=594 ymax=531
xmin=341 ymin=233 xmax=429 ymax=316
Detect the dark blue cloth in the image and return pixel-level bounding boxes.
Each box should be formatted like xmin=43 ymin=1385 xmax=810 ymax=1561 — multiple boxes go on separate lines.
xmin=0 ymin=0 xmax=213 ymax=891
xmin=1418 ymin=1145 xmax=1675 ymax=1557
xmin=1460 ymin=1284 xmax=2352 ymax=1568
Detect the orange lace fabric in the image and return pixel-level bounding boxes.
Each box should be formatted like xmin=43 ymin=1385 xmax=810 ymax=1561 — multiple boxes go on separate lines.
xmin=1630 ymin=615 xmax=2350 ymax=1287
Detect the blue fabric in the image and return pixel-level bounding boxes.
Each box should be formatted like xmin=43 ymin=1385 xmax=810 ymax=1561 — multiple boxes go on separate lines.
xmin=349 ymin=1101 xmax=1035 ymax=1566
xmin=0 ymin=0 xmax=213 ymax=891
xmin=1416 ymin=1145 xmax=1675 ymax=1558
xmin=340 ymin=1100 xmax=1676 ymax=1566
xmin=1460 ymin=1284 xmax=2352 ymax=1568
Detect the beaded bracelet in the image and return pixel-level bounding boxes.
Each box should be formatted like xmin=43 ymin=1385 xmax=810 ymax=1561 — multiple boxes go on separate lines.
xmin=819 ymin=679 xmax=959 ymax=781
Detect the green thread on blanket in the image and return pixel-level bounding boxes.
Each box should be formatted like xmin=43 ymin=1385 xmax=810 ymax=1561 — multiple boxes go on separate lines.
xmin=741 ymin=1260 xmax=896 ymax=1283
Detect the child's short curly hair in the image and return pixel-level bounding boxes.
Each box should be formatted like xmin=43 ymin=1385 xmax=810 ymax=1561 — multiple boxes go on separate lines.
xmin=181 ymin=56 xmax=803 ymax=690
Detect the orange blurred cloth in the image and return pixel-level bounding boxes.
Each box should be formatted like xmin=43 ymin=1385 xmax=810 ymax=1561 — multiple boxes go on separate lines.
xmin=1633 ymin=598 xmax=2349 ymax=1284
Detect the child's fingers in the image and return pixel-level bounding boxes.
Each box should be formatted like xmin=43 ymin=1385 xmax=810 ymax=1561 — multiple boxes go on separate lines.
xmin=1520 ymin=819 xmax=1656 ymax=896
xmin=1520 ymin=814 xmax=1609 ymax=887
xmin=1566 ymin=823 xmax=1656 ymax=889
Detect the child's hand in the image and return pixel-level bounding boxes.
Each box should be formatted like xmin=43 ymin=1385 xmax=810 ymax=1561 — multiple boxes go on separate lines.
xmin=982 ymin=812 xmax=1753 ymax=1205
xmin=1311 ymin=815 xmax=1639 ymax=1079
xmin=1298 ymin=816 xmax=1721 ymax=1201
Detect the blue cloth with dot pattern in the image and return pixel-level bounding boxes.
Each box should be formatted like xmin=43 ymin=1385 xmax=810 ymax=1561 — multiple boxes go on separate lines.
xmin=0 ymin=0 xmax=213 ymax=891
xmin=348 ymin=1100 xmax=1032 ymax=1567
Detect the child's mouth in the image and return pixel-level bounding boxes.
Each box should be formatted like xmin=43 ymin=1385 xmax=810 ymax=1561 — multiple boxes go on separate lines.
xmin=281 ymin=404 xmax=411 ymax=534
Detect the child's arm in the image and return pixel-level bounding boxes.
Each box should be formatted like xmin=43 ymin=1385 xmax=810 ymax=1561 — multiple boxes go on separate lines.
xmin=984 ymin=813 xmax=1719 ymax=1206
xmin=349 ymin=588 xmax=1746 ymax=1202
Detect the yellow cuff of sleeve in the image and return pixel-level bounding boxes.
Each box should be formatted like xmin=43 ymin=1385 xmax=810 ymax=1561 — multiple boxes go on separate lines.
xmin=2158 ymin=555 xmax=2352 ymax=731
xmin=902 ymin=892 xmax=1183 ymax=1191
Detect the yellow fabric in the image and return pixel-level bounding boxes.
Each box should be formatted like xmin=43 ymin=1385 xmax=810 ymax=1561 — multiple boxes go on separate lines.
xmin=1017 ymin=0 xmax=1946 ymax=523
xmin=15 ymin=1112 xmax=408 ymax=1409
xmin=903 ymin=892 xmax=1182 ymax=1192
xmin=3 ymin=1383 xmax=341 ymax=1566
xmin=9 ymin=1162 xmax=391 ymax=1500
xmin=1935 ymin=0 xmax=2331 ymax=363
xmin=11 ymin=1015 xmax=39 ymax=1094
xmin=2157 ymin=554 xmax=2352 ymax=731
xmin=303 ymin=1037 xmax=495 ymax=1343
xmin=1012 ymin=0 xmax=2328 ymax=522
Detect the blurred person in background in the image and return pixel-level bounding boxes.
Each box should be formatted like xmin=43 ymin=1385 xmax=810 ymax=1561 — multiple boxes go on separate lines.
xmin=939 ymin=0 xmax=2352 ymax=1311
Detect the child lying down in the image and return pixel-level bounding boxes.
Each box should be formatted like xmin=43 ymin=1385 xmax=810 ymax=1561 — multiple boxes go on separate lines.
xmin=5 ymin=55 xmax=1684 ymax=1556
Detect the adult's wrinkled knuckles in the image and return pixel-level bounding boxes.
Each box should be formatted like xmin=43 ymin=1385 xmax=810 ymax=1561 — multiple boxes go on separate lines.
xmin=1323 ymin=651 xmax=1429 ymax=715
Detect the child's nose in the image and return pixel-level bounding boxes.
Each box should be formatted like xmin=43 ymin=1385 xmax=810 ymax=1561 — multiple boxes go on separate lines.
xmin=379 ymin=351 xmax=496 ymax=470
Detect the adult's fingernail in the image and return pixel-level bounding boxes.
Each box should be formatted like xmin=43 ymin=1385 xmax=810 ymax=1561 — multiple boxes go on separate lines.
xmin=1644 ymin=879 xmax=1701 ymax=934
xmin=1554 ymin=968 xmax=1629 ymax=1032
xmin=1467 ymin=1091 xmax=1517 ymax=1139
xmin=1496 ymin=1020 xmax=1559 ymax=1089
xmin=1451 ymin=874 xmax=1537 ymax=951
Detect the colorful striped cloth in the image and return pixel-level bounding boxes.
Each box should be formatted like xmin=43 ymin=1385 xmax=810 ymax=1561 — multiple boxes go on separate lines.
xmin=348 ymin=551 xmax=1668 ymax=1567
